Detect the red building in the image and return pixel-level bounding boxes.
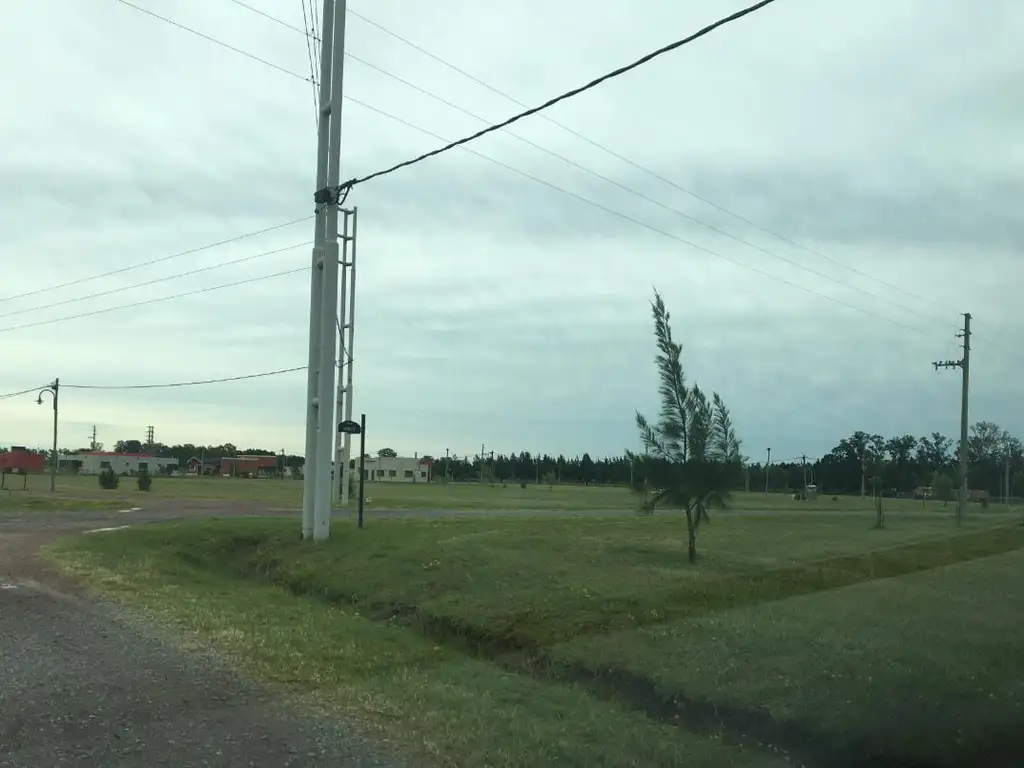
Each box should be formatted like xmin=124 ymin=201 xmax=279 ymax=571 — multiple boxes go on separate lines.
xmin=0 ymin=447 xmax=46 ymax=473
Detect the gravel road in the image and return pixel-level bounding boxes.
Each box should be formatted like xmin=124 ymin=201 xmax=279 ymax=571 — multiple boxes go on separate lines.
xmin=0 ymin=502 xmax=401 ymax=768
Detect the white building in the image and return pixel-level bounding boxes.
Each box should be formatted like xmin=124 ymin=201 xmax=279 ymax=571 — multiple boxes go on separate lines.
xmin=73 ymin=451 xmax=179 ymax=476
xmin=358 ymin=455 xmax=431 ymax=483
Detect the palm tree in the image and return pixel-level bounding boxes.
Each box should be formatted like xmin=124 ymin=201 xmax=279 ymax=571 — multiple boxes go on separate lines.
xmin=626 ymin=290 xmax=742 ymax=563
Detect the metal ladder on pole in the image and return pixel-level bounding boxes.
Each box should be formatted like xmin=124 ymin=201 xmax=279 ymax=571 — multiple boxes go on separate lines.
xmin=333 ymin=207 xmax=358 ymax=504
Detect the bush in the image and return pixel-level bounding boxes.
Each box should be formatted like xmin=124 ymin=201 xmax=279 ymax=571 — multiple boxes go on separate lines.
xmin=520 ymin=481 xmax=527 ymax=489
xmin=98 ymin=468 xmax=119 ymax=490
xmin=137 ymin=471 xmax=152 ymax=492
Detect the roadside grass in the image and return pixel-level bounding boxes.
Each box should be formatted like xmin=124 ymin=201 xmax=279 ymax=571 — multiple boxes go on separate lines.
xmin=47 ymin=527 xmax=786 ymax=768
xmin=0 ymin=487 xmax=127 ymax=515
xmin=85 ymin=513 xmax=1017 ymax=648
xmin=554 ymin=549 xmax=1024 ymax=766
xmin=47 ymin=512 xmax=1024 ymax=765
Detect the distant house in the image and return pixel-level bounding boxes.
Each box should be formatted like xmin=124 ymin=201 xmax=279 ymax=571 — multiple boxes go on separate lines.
xmin=220 ymin=455 xmax=280 ymax=478
xmin=0 ymin=446 xmax=46 ymax=474
xmin=74 ymin=451 xmax=178 ymax=476
xmin=185 ymin=457 xmax=223 ymax=476
xmin=357 ymin=455 xmax=432 ymax=483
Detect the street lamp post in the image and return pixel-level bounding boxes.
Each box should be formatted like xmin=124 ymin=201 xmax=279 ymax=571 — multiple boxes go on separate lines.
xmin=36 ymin=378 xmax=59 ymax=492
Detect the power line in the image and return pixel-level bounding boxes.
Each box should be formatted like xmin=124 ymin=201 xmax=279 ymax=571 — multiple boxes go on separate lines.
xmin=227 ymin=0 xmax=312 ymax=37
xmin=225 ymin=3 xmax=935 ymax=327
xmin=243 ymin=1 xmax=954 ymax=335
xmin=333 ymin=0 xmax=781 ymax=195
xmin=339 ymin=53 xmax=953 ymax=331
xmin=341 ymin=98 xmax=932 ymax=337
xmin=0 ymin=242 xmax=310 ymax=320
xmin=0 ymin=216 xmax=311 ymax=304
xmin=347 ymin=6 xmax=962 ymax=327
xmin=63 ymin=366 xmax=306 ymax=390
xmin=0 ymin=267 xmax=308 ymax=335
xmin=121 ymin=0 xmax=922 ymax=336
xmin=104 ymin=1 xmax=950 ymax=340
xmin=298 ymin=0 xmax=320 ymax=120
xmin=114 ymin=0 xmax=312 ymax=83
xmin=0 ymin=385 xmax=48 ymax=402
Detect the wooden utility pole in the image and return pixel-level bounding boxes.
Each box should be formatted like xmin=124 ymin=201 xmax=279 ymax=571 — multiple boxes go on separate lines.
xmin=933 ymin=312 xmax=971 ymax=525
xmin=764 ymin=447 xmax=771 ymax=494
xmin=801 ymin=454 xmax=807 ymax=500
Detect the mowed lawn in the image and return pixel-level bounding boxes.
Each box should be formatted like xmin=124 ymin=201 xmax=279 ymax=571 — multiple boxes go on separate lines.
xmin=7 ymin=470 xmax=1017 ymax=517
xmin=47 ymin=512 xmax=1024 ymax=767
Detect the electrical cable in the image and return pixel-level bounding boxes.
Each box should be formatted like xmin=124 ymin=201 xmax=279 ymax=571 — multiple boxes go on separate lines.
xmin=0 ymin=385 xmax=48 ymax=402
xmin=0 ymin=267 xmax=308 ymax=334
xmin=63 ymin=366 xmax=306 ymax=390
xmin=347 ymin=6 xmax=963 ymax=326
xmin=333 ymin=0 xmax=780 ymax=194
xmin=222 ymin=1 xmax=944 ymax=329
xmin=227 ymin=0 xmax=311 ymax=37
xmin=339 ymin=53 xmax=954 ymax=331
xmin=134 ymin=0 xmax=933 ymax=337
xmin=299 ymin=0 xmax=320 ymax=120
xmin=0 ymin=216 xmax=312 ymax=304
xmin=114 ymin=0 xmax=312 ymax=83
xmin=0 ymin=242 xmax=310 ymax=320
xmin=103 ymin=1 xmax=971 ymax=342
xmin=340 ymin=99 xmax=932 ymax=337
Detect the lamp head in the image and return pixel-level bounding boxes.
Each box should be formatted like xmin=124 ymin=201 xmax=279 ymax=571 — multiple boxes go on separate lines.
xmin=36 ymin=397 xmax=42 ymax=405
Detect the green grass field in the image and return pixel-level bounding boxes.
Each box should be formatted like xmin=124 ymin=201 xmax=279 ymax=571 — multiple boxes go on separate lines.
xmin=47 ymin=511 xmax=1024 ymax=767
xmin=5 ymin=470 xmax=1018 ymax=517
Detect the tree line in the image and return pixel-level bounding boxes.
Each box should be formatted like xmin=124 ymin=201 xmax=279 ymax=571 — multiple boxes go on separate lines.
xmin=4 ymin=424 xmax=1021 ymax=500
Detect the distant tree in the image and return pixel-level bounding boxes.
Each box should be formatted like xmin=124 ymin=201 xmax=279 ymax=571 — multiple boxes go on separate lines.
xmin=377 ymin=447 xmax=397 ymax=458
xmin=916 ymin=433 xmax=954 ymax=472
xmin=627 ymin=290 xmax=742 ymax=564
xmin=932 ymin=471 xmax=955 ymax=507
xmin=580 ymin=453 xmax=595 ymax=485
xmin=114 ymin=439 xmax=143 ymax=454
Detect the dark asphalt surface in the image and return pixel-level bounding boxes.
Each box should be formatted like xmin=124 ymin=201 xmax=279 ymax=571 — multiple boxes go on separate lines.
xmin=0 ymin=502 xmax=403 ymax=768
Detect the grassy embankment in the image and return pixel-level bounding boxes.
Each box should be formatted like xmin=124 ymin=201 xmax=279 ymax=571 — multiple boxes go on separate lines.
xmin=48 ymin=510 xmax=1024 ymax=767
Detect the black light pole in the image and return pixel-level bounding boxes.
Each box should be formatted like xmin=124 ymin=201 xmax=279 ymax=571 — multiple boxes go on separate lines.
xmin=36 ymin=378 xmax=59 ymax=492
xmin=357 ymin=413 xmax=366 ymax=528
xmin=338 ymin=414 xmax=367 ymax=529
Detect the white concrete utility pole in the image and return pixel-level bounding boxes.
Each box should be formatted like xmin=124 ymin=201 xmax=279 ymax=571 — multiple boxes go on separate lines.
xmin=302 ymin=0 xmax=348 ymax=541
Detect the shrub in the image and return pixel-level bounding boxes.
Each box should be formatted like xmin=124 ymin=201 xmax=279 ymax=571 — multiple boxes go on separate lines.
xmin=137 ymin=471 xmax=152 ymax=492
xmin=98 ymin=468 xmax=119 ymax=490
xmin=520 ymin=481 xmax=527 ymax=489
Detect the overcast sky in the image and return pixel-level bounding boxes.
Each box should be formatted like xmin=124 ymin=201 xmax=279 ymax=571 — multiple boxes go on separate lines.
xmin=1 ymin=0 xmax=1021 ymax=462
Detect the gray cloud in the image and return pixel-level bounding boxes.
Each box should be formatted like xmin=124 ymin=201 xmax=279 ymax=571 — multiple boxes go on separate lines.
xmin=1 ymin=0 xmax=1022 ymax=462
